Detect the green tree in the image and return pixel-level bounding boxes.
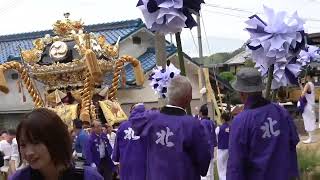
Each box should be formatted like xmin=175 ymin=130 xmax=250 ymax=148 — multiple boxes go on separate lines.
xmin=219 ymin=71 xmax=235 ymax=82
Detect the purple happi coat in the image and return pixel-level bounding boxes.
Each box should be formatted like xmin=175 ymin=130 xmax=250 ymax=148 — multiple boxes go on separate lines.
xmin=297 ymin=96 xmax=307 ymax=114
xmin=217 ymin=122 xmax=230 ymax=150
xmin=227 ymin=95 xmax=299 ymax=180
xmin=84 ymin=132 xmax=114 ymax=170
xmin=112 ymin=105 xmax=147 ymax=180
xmin=130 ymin=105 xmax=211 ymax=180
xmin=9 ymin=166 xmax=103 ymax=180
xmin=200 ymin=118 xmax=217 ymax=156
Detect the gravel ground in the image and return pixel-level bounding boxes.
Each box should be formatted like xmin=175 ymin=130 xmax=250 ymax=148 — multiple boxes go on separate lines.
xmin=298 ymin=128 xmax=320 ymax=152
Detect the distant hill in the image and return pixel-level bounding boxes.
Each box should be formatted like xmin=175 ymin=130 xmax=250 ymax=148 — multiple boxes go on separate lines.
xmin=193 ymin=45 xmax=246 ymax=66
xmin=181 ymin=35 xmax=245 ymax=58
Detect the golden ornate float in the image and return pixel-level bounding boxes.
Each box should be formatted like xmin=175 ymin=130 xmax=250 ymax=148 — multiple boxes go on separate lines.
xmin=0 ymin=13 xmax=145 ymax=126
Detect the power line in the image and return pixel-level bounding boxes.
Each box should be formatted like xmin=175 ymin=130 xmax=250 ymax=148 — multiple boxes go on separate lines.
xmin=189 ymin=29 xmax=198 ymax=53
xmin=205 ymin=3 xmax=320 ymax=22
xmin=203 ymin=9 xmax=247 ymax=20
xmin=205 ymin=3 xmax=255 ymax=14
xmin=200 ymin=11 xmax=212 ymax=55
xmin=204 ymin=9 xmax=320 ymax=32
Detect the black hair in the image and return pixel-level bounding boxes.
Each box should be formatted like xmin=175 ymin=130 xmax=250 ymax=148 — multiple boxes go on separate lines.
xmin=0 ymin=130 xmax=7 ymax=135
xmin=17 ymin=108 xmax=72 ymax=167
xmin=306 ymin=70 xmax=315 ymax=78
xmin=221 ymin=112 xmax=231 ymax=122
xmin=199 ymin=104 xmax=208 ymax=116
xmin=72 ymin=119 xmax=83 ymax=129
xmin=7 ymin=129 xmax=16 ymax=136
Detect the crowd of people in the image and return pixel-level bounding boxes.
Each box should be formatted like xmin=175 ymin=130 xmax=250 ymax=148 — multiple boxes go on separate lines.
xmin=0 ymin=67 xmax=304 ymax=180
xmin=0 ymin=129 xmax=19 ymax=177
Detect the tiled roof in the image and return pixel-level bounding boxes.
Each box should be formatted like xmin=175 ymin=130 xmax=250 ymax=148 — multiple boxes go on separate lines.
xmin=0 ymin=18 xmax=183 ymax=87
xmin=0 ymin=19 xmax=145 ymax=63
xmin=224 ymin=51 xmax=251 ymax=65
xmin=125 ymin=44 xmax=177 ymax=83
xmin=103 ymin=44 xmax=177 ymax=87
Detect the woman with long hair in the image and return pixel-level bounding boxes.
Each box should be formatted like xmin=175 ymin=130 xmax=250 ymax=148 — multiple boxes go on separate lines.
xmin=9 ymin=108 xmax=103 ymax=180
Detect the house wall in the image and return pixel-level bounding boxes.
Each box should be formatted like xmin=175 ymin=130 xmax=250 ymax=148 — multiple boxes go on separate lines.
xmin=0 ymin=70 xmax=42 ymax=128
xmin=118 ymin=29 xmax=153 ymax=58
xmin=116 ymin=55 xmax=201 ymax=105
xmin=0 ymin=113 xmax=25 ymax=130
xmin=0 ymin=70 xmax=44 ymax=113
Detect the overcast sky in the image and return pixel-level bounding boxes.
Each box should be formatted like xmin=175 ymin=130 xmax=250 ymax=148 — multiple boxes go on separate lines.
xmin=0 ymin=0 xmax=320 ymax=57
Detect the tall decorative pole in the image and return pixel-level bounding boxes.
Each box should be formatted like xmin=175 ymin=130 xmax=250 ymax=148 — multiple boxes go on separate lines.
xmin=265 ymin=65 xmax=274 ymax=100
xmin=175 ymin=32 xmax=192 ymax=114
xmin=196 ymin=14 xmax=207 ymax=104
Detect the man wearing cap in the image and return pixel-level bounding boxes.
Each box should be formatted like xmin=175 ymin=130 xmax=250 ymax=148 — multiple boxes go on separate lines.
xmin=227 ymin=68 xmax=299 ymax=180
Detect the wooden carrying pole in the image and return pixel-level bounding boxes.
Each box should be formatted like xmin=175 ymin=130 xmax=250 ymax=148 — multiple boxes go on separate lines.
xmin=175 ymin=32 xmax=192 ymax=115
xmin=197 ymin=15 xmax=207 ymax=104
xmin=155 ymin=32 xmax=167 ymax=107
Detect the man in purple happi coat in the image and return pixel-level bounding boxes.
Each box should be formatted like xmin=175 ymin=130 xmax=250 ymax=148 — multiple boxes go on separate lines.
xmin=130 ymin=75 xmax=211 ymax=180
xmin=85 ymin=120 xmax=115 ymax=180
xmin=227 ymin=68 xmax=300 ymax=180
xmin=199 ymin=104 xmax=217 ymax=156
xmin=199 ymin=104 xmax=216 ymax=180
xmin=112 ymin=104 xmax=147 ymax=180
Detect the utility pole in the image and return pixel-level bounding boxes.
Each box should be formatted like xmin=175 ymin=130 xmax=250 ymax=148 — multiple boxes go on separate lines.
xmin=155 ymin=32 xmax=167 ymax=106
xmin=197 ymin=15 xmax=207 ymax=104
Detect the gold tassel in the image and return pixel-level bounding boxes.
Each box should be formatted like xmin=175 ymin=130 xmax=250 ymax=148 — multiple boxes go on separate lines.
xmin=21 ymin=81 xmax=26 ymax=102
xmin=17 ymin=79 xmax=21 ymax=93
xmin=133 ymin=61 xmax=144 ymax=86
xmin=55 ymin=89 xmax=62 ymax=104
xmin=19 ymin=81 xmax=27 ymax=102
xmin=121 ymin=69 xmax=126 ymax=88
xmin=22 ymin=94 xmax=26 ymax=102
xmin=44 ymin=92 xmax=48 ymax=107
xmin=0 ymin=67 xmax=9 ymax=94
xmin=85 ymin=49 xmax=102 ymax=83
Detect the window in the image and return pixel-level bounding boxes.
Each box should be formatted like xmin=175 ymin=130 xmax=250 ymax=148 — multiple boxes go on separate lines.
xmin=132 ymin=36 xmax=141 ymax=45
xmin=11 ymin=73 xmax=18 ymax=80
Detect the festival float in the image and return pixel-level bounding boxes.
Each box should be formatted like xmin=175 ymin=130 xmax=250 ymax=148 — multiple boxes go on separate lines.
xmin=0 ymin=13 xmax=145 ymax=127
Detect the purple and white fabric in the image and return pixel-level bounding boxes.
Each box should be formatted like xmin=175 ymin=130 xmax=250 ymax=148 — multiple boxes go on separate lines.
xmin=227 ymin=95 xmax=300 ymax=180
xmin=297 ymin=45 xmax=320 ymax=66
xmin=297 ymin=96 xmax=307 ymax=114
xmin=271 ymin=57 xmax=302 ymax=89
xmin=137 ymin=0 xmax=204 ymax=34
xmin=149 ymin=61 xmax=180 ymax=98
xmin=245 ymin=6 xmax=305 ymax=89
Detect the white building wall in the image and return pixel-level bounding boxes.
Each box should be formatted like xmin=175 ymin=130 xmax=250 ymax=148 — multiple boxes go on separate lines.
xmin=0 ymin=70 xmax=45 ymax=113
xmin=118 ymin=29 xmax=153 ymax=58
xmin=117 ymin=55 xmax=201 ymax=104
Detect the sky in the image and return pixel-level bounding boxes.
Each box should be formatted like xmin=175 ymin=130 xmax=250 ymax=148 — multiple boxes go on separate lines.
xmin=0 ymin=0 xmax=320 ymax=57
